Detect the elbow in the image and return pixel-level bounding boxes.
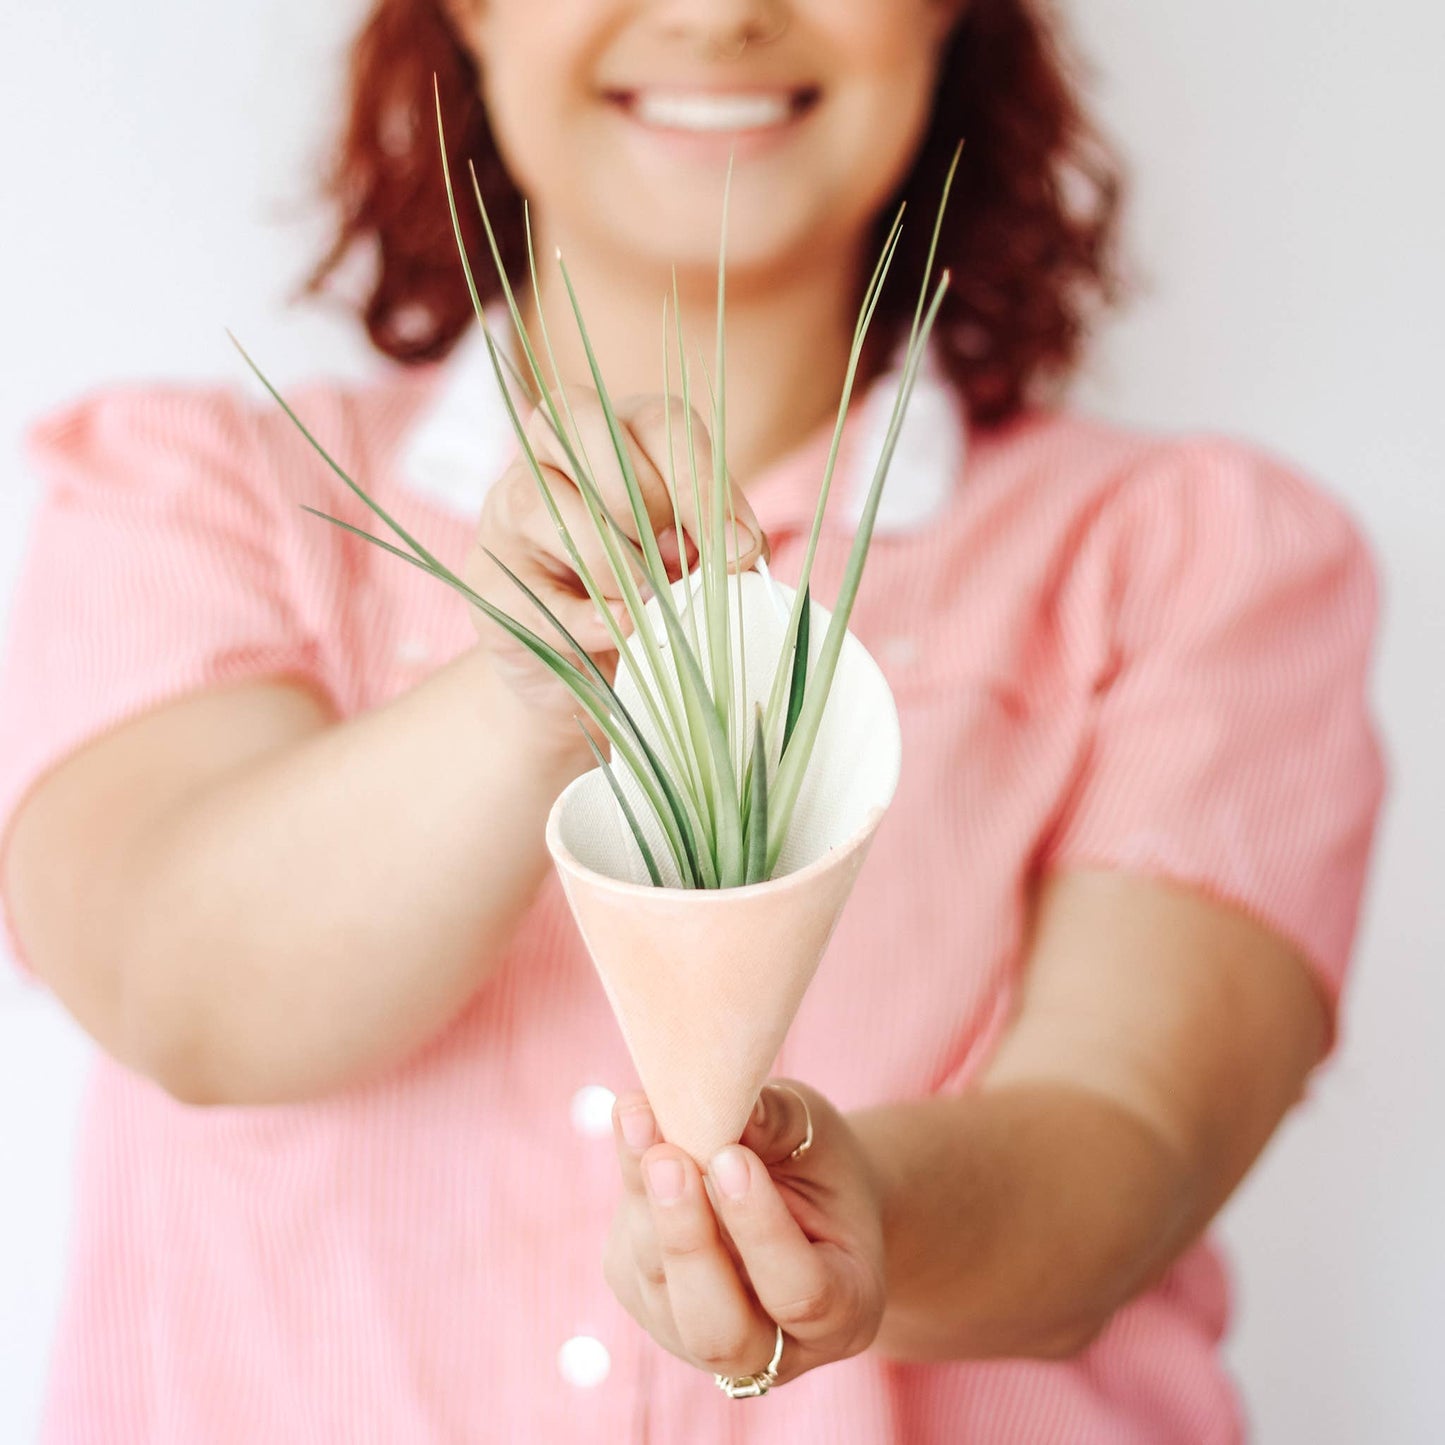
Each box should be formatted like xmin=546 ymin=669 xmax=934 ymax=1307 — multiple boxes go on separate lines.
xmin=1028 ymin=1309 xmax=1112 ymax=1361
xmin=143 ymin=1050 xmax=231 ymax=1109
xmin=6 ymin=911 xmax=227 ymax=1108
xmin=967 ymin=1303 xmax=1114 ymax=1363
xmin=119 ymin=1003 xmax=230 ymax=1107
xmin=112 ymin=943 xmax=254 ymax=1107
xmin=129 ymin=1030 xmax=286 ymax=1109
xmin=123 ymin=998 xmax=293 ymax=1108
xmin=122 ymin=990 xmax=355 ymax=1109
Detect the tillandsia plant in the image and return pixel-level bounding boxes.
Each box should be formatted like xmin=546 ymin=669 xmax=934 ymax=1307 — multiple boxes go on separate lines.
xmin=232 ymin=90 xmax=960 ymax=891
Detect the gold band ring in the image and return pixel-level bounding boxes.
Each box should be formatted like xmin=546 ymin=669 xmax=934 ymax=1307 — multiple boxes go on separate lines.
xmin=714 ymin=1322 xmax=785 ymax=1398
xmin=767 ymin=1083 xmax=814 ymax=1161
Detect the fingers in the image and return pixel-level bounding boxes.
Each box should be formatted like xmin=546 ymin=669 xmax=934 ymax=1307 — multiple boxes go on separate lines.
xmin=641 ymin=1142 xmax=779 ymax=1379
xmin=472 ymin=461 xmax=629 ymax=655
xmin=520 ymin=390 xmax=766 ymax=578
xmin=523 ymin=395 xmax=674 ymax=555
xmin=505 ymin=467 xmax=644 ymax=623
xmin=707 ymin=1144 xmax=837 ymax=1343
xmin=611 ymin=1091 xmax=657 ymax=1201
xmin=610 ymin=1093 xmax=669 ymax=1311
xmin=607 ymin=1082 xmax=883 ymax=1388
xmin=619 ymin=395 xmax=767 ymax=574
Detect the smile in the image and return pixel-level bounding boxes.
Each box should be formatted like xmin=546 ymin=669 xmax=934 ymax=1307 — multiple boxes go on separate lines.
xmin=605 ymin=87 xmax=820 ymax=135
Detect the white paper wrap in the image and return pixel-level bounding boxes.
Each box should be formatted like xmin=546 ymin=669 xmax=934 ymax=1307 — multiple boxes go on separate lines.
xmin=555 ymin=570 xmax=900 ymax=886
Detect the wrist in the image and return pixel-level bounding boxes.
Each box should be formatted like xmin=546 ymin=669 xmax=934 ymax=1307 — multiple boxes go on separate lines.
xmin=452 ymin=643 xmax=596 ymax=783
xmin=845 ymin=1101 xmax=933 ymax=1328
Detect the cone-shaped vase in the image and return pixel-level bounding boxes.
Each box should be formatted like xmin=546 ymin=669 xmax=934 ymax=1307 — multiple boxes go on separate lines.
xmin=545 ymin=571 xmax=900 ymax=1164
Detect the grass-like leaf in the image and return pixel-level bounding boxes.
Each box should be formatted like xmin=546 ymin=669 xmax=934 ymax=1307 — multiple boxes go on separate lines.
xmin=744 ymin=706 xmax=769 ymax=885
xmin=782 ymin=584 xmax=810 ymax=756
xmin=580 ymin=724 xmax=664 ymax=887
xmin=240 ymin=89 xmax=963 ymax=890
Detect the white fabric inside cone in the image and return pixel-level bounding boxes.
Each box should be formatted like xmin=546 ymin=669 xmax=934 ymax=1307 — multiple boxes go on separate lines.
xmin=555 ymin=571 xmax=901 ymax=888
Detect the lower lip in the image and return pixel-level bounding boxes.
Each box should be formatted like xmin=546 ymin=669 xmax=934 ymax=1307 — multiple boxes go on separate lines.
xmin=608 ymin=95 xmax=817 ymax=163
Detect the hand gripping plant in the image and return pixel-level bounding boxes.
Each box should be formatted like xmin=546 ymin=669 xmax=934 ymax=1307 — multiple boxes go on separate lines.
xmin=234 ymin=94 xmax=960 ymax=1162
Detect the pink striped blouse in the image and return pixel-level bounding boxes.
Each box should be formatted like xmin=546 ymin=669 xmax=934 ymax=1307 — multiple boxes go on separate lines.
xmin=0 ymin=339 xmax=1384 ymax=1443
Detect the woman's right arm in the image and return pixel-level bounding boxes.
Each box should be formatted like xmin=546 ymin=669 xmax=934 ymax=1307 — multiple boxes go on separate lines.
xmin=1 ymin=384 xmax=762 ymax=1108
xmin=1 ymin=643 xmax=591 ymax=1107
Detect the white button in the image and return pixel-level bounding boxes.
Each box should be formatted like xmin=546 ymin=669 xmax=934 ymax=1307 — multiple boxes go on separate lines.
xmin=557 ymin=1334 xmax=611 ymax=1388
xmin=395 ymin=637 xmax=432 ymax=666
xmin=570 ymin=1085 xmax=616 ymax=1138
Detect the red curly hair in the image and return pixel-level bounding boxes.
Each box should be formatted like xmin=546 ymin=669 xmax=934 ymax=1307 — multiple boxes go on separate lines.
xmin=304 ymin=0 xmax=1128 ymax=428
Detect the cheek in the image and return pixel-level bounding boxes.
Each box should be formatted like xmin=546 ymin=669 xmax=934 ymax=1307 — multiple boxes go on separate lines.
xmin=803 ymin=0 xmax=953 ymax=165
xmin=801 ymin=0 xmax=954 ymax=64
xmin=822 ymin=65 xmax=944 ymax=225
xmin=469 ymin=2 xmax=602 ymax=185
xmin=476 ymin=55 xmax=579 ymax=198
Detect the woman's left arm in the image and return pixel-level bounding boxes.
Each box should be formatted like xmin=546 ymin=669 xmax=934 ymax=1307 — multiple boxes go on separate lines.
xmin=606 ymin=864 xmax=1329 ymax=1380
xmin=856 ymin=863 xmax=1328 ymax=1361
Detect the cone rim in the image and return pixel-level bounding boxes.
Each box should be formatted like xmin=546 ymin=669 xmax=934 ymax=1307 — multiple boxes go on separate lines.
xmin=545 ymin=770 xmax=889 ymax=903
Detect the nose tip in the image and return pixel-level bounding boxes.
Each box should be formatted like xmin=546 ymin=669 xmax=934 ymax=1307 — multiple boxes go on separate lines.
xmin=648 ymin=0 xmax=790 ymax=55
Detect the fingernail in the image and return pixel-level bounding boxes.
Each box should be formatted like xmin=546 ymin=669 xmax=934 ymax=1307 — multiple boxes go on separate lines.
xmin=620 ymin=1105 xmax=656 ymax=1153
xmin=646 ymin=1157 xmax=685 ymax=1202
xmin=750 ymin=1092 xmax=769 ymax=1129
xmin=710 ymin=1146 xmax=751 ymax=1202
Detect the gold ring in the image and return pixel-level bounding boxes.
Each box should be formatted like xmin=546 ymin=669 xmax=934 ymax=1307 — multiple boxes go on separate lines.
xmin=714 ymin=1323 xmax=785 ymax=1399
xmin=768 ymin=1083 xmax=813 ymax=1161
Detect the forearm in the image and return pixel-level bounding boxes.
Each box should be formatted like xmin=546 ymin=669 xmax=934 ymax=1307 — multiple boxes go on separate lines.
xmin=849 ymin=1081 xmax=1198 ymax=1362
xmin=114 ymin=646 xmax=589 ymax=1106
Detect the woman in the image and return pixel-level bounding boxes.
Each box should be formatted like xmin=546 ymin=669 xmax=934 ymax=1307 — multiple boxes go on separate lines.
xmin=0 ymin=0 xmax=1384 ymax=1440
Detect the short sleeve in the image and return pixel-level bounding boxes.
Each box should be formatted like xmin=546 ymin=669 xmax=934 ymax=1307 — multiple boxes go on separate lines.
xmin=0 ymin=385 xmax=325 ymax=982
xmin=1041 ymin=437 xmax=1387 ymax=1025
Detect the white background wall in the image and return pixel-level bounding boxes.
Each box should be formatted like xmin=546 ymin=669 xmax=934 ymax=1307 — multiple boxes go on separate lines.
xmin=1 ymin=2 xmax=1440 ymax=1440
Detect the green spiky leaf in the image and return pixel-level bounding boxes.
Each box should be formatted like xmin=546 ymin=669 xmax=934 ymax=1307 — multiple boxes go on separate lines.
xmin=238 ymin=107 xmax=964 ymax=890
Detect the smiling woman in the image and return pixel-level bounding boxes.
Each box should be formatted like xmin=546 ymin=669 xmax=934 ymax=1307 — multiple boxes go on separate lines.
xmin=0 ymin=1 xmax=1384 ymax=1443
xmin=308 ymin=0 xmax=1122 ymax=428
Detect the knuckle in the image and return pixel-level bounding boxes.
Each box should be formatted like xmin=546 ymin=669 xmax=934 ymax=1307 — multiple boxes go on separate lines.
xmin=622 ymin=394 xmax=667 ymax=424
xmin=524 ymin=398 xmax=557 ymax=436
xmin=657 ymin=1228 xmax=712 ymax=1265
xmin=774 ymin=1282 xmax=834 ymax=1330
xmin=629 ymin=395 xmax=698 ymax=432
xmin=490 ymin=464 xmax=535 ymax=525
xmin=689 ymin=1327 xmax=755 ymax=1373
xmin=546 ymin=387 xmax=596 ymax=431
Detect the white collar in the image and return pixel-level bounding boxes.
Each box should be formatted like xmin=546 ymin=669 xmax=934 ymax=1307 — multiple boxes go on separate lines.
xmin=397 ymin=301 xmax=965 ymax=534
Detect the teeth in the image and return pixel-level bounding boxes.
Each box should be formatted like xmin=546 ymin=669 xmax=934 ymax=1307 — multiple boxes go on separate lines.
xmin=630 ymin=91 xmax=796 ymax=132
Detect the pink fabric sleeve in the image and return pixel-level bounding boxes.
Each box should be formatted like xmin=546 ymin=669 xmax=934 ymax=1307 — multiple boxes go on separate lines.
xmin=0 ymin=385 xmax=325 ymax=982
xmin=1041 ymin=437 xmax=1387 ymax=1024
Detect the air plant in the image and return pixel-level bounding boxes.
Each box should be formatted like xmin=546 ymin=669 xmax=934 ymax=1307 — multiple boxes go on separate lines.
xmin=232 ymin=92 xmax=960 ymax=891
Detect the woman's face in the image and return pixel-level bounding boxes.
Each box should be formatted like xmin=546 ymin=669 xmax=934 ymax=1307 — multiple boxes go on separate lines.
xmin=450 ymin=0 xmax=963 ymax=283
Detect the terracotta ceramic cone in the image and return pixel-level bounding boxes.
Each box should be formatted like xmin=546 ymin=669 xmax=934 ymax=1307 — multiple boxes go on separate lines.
xmin=545 ymin=571 xmax=901 ymax=1165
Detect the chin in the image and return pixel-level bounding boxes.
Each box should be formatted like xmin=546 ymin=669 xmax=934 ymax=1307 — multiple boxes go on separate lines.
xmin=606 ymin=197 xmax=827 ymax=286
